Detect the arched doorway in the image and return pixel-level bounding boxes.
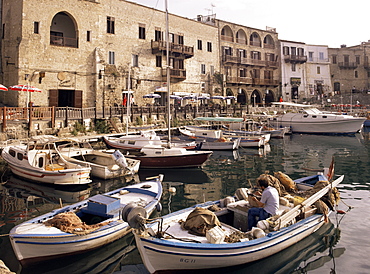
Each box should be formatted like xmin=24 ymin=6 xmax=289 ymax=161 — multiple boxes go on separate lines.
xmin=237 ymin=88 xmax=247 ymax=105
xmin=265 ymin=89 xmax=275 ymax=106
xmin=250 ymin=90 xmax=261 ymax=106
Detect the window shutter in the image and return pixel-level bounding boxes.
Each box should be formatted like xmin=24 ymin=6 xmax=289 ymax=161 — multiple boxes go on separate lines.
xmin=49 ymin=89 xmax=58 ymax=107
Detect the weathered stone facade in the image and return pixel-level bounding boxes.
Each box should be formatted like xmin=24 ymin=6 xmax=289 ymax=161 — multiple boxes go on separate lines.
xmin=0 ymin=0 xmax=219 ymax=108
xmin=329 ymin=42 xmax=370 ymax=95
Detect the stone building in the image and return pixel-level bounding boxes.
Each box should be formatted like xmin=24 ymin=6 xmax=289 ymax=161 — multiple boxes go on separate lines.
xmin=0 ymin=0 xmax=219 ymax=108
xmin=281 ymin=41 xmax=332 ymax=103
xmin=329 ymin=41 xmax=370 ymax=95
xmin=216 ymin=20 xmax=281 ymax=106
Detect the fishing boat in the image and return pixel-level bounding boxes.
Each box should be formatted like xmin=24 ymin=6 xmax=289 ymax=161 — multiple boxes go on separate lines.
xmin=126 ymin=145 xmax=212 ymax=169
xmin=9 ymin=174 xmax=163 ymax=265
xmin=1 ymin=135 xmax=91 ymax=185
xmin=130 ymin=170 xmax=343 ymax=273
xmin=103 ymin=130 xmax=197 ymax=151
xmin=268 ymin=102 xmax=366 ymax=135
xmin=56 ymin=139 xmax=140 ymax=179
xmin=198 ymin=137 xmax=240 ymax=151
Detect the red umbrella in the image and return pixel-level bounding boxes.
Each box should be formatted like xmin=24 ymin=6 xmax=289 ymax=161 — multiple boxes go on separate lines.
xmin=9 ymin=85 xmax=42 ymax=92
xmin=0 ymin=84 xmax=8 ymax=91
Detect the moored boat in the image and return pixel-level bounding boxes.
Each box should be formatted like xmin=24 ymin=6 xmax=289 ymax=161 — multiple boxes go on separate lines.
xmin=126 ymin=145 xmax=212 ymax=168
xmin=268 ymin=102 xmax=366 ymax=135
xmin=1 ymin=135 xmax=91 ymax=185
xmin=130 ymin=171 xmax=343 ymax=273
xmin=57 ymin=139 xmax=140 ymax=179
xmin=9 ymin=174 xmax=164 ymax=265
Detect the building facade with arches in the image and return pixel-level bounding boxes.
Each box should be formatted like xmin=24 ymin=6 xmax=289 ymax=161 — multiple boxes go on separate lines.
xmin=217 ymin=20 xmax=281 ymax=107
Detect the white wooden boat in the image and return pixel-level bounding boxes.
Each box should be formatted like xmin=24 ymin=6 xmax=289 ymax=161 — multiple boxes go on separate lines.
xmin=179 ymin=126 xmax=223 ymax=140
xmin=1 ymin=136 xmax=91 ymax=185
xmin=9 ymin=174 xmax=164 ymax=265
xmin=57 ymin=139 xmax=140 ymax=179
xmin=199 ymin=137 xmax=240 ymax=150
xmin=268 ymin=102 xmax=366 ymax=135
xmin=131 ymin=172 xmax=343 ymax=273
xmin=103 ymin=130 xmax=197 ymax=151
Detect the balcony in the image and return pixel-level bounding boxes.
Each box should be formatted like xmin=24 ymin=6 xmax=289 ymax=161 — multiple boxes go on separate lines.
xmin=151 ymin=40 xmax=194 ymax=58
xmin=226 ymin=76 xmax=252 ymax=85
xmin=251 ymin=78 xmax=279 ymax=86
xmin=162 ymin=68 xmax=186 ymax=80
xmin=264 ymin=43 xmax=275 ymax=49
xmin=265 ymin=60 xmax=279 ymax=68
xmin=223 ymin=55 xmax=240 ymax=64
xmin=50 ymin=35 xmax=78 ymax=48
xmin=338 ymin=62 xmax=358 ymax=69
xmin=284 ymin=54 xmax=307 ymax=63
xmin=221 ymin=35 xmax=233 ymax=42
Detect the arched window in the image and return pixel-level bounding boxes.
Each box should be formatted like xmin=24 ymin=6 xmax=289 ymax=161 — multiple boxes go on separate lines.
xmin=236 ymin=29 xmax=247 ymax=45
xmin=221 ymin=26 xmax=234 ymax=42
xmin=250 ymin=32 xmax=261 ymax=47
xmin=50 ymin=12 xmax=78 ymax=48
xmin=263 ymin=35 xmax=275 ymax=49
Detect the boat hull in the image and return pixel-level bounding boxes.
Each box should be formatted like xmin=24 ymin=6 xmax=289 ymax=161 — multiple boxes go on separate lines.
xmin=269 ymin=113 xmax=365 ymax=134
xmin=135 ymin=214 xmax=325 ymax=273
xmin=9 ymin=178 xmax=163 ymax=265
xmin=130 ymin=151 xmax=212 ymax=168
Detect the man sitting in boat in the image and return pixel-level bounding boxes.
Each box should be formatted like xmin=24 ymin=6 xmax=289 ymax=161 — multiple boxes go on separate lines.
xmin=247 ymin=177 xmax=279 ymax=230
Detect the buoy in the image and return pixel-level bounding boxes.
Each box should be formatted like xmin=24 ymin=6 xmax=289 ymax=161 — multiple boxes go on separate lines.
xmin=168 ymin=187 xmax=176 ymax=193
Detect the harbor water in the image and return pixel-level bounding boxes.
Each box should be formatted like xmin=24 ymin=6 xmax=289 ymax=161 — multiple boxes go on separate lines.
xmin=0 ymin=134 xmax=369 ymax=273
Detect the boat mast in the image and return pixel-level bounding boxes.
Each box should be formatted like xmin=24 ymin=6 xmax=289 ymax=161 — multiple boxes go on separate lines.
xmin=165 ymin=0 xmax=171 ymax=146
xmin=126 ymin=66 xmax=131 ymax=136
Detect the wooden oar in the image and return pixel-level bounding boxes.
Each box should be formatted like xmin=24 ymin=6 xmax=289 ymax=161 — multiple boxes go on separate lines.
xmin=271 ymin=175 xmax=344 ymax=230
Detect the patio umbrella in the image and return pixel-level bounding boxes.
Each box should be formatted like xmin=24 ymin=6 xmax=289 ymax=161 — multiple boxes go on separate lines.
xmin=0 ymin=84 xmax=8 ymax=91
xmin=183 ymin=95 xmax=197 ymax=100
xmin=197 ymin=95 xmax=209 ymax=100
xmin=170 ymin=95 xmax=182 ymax=100
xmin=9 ymin=85 xmax=42 ymax=92
xmin=210 ymin=95 xmax=225 ymax=100
xmin=225 ymin=96 xmax=236 ymax=100
xmin=143 ymin=93 xmax=161 ymax=98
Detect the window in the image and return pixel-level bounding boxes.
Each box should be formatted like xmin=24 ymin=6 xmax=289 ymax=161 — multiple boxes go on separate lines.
xmin=224 ymin=46 xmax=232 ymax=56
xmin=87 ymin=31 xmax=91 ymax=42
xmin=238 ymin=49 xmax=246 ymax=58
xmin=291 ymin=63 xmax=296 ymax=72
xmin=210 ymin=65 xmax=214 ymax=76
xmin=319 ymin=52 xmax=324 ymax=60
xmin=34 ymin=22 xmax=39 ymax=34
xmin=283 ymin=46 xmax=289 ymax=55
xmin=109 ymin=51 xmax=115 ymax=64
xmin=178 ymin=35 xmax=184 ymax=45
xmin=107 ymin=16 xmax=115 ymax=34
xmin=356 ymin=56 xmax=360 ymax=64
xmin=155 ymin=29 xmax=161 ymax=41
xmin=332 ymin=55 xmax=337 ymax=64
xmin=239 ymin=68 xmax=247 ymax=77
xmin=297 ymin=48 xmax=304 ymax=56
xmin=132 ymin=54 xmax=139 ymax=67
xmin=139 ymin=24 xmax=146 ymax=39
xmin=251 ymin=51 xmax=261 ymax=60
xmin=2 ymin=24 xmax=5 ymax=39
xmin=201 ymin=64 xmax=206 ymax=74
xmin=156 ymin=55 xmax=162 ymax=67
xmin=355 ymin=71 xmax=358 ymax=78
xmin=291 ymin=47 xmax=296 ymax=55
xmin=308 ymin=52 xmax=313 ymax=61
xmin=17 ymin=153 xmax=23 ymax=161
xmin=317 ymin=66 xmax=320 ymax=74
xmin=197 ymin=40 xmax=202 ymax=50
xmin=207 ymin=42 xmax=212 ymax=52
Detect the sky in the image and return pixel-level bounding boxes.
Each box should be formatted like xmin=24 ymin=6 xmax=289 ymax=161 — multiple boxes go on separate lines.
xmin=128 ymin=0 xmax=369 ymax=48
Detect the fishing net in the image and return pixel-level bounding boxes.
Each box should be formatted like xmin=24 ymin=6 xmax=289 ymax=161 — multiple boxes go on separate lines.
xmin=44 ymin=212 xmax=110 ymax=235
